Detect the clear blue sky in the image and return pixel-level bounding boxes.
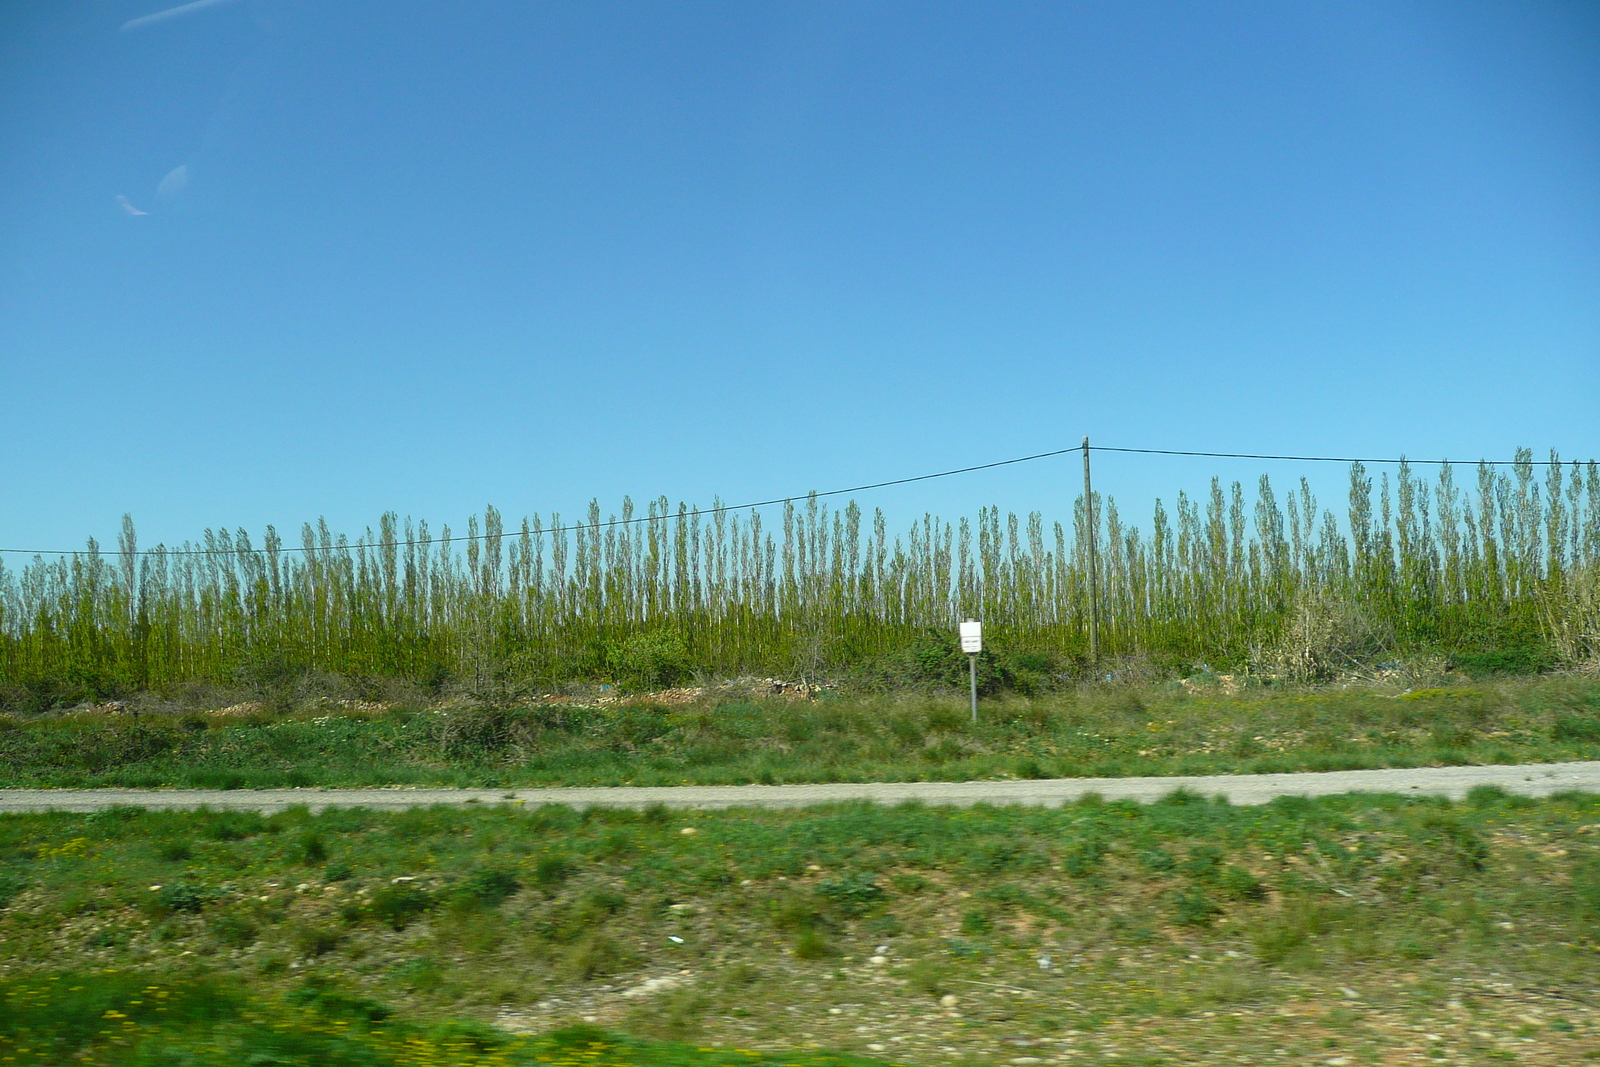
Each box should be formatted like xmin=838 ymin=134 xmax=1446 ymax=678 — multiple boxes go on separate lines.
xmin=2 ymin=1 xmax=1596 ymax=553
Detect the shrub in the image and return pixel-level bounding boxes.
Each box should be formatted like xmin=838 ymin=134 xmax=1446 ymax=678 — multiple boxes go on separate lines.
xmin=1062 ymin=838 xmax=1107 ymax=877
xmin=534 ymin=855 xmax=573 ymax=888
xmin=1172 ymin=889 xmax=1221 ymax=927
xmin=816 ymin=874 xmax=884 ymax=916
xmin=0 ymin=869 xmax=28 ymax=909
xmin=369 ymin=884 xmax=433 ymax=930
xmin=1218 ymin=866 xmax=1267 ymax=902
xmin=792 ymin=928 xmax=833 ymax=960
xmin=1249 ymin=896 xmax=1340 ymax=964
xmin=1262 ymin=594 xmax=1389 ymax=682
xmin=206 ymin=913 xmax=257 ymax=947
xmin=907 ymin=960 xmax=950 ymax=997
xmin=290 ymin=923 xmax=344 ymax=957
xmin=1451 ymin=648 xmax=1552 ymax=678
xmin=154 ymin=882 xmax=211 ymax=915
xmin=1139 ymin=848 xmax=1176 ymax=872
xmin=1572 ymin=859 xmax=1600 ymax=925
xmin=455 ymin=868 xmax=521 ymax=908
xmin=606 ymin=632 xmax=692 ymax=691
xmin=1554 ymin=716 xmax=1600 ymax=742
xmin=155 ymin=840 xmax=193 ymax=862
xmin=562 ymin=933 xmax=631 ymax=980
xmin=770 ymin=891 xmax=824 ymax=932
xmin=296 ymin=832 xmax=328 ymax=865
xmin=286 ymin=976 xmax=391 ymax=1021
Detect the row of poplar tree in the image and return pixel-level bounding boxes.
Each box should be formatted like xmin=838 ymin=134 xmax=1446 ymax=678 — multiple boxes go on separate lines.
xmin=1 ymin=450 xmax=1596 ymax=697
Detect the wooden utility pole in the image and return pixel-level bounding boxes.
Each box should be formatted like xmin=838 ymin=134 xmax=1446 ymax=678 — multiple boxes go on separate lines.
xmin=1082 ymin=436 xmax=1100 ymax=662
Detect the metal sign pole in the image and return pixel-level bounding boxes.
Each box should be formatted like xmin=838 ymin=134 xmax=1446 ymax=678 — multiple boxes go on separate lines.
xmin=968 ymin=652 xmax=978 ymax=724
xmin=959 ymin=619 xmax=982 ymax=724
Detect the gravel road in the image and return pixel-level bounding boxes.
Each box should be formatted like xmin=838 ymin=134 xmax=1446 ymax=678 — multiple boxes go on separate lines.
xmin=2 ymin=761 xmax=1599 ymax=814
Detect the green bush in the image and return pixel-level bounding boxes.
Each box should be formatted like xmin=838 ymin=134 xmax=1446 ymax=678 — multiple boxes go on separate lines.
xmin=791 ymin=927 xmax=833 ymax=960
xmin=155 ymin=840 xmax=193 ymax=862
xmin=207 ymin=913 xmax=258 ymax=948
xmin=815 ymin=874 xmax=885 ymax=916
xmin=1450 ymin=648 xmax=1552 ymax=678
xmin=296 ymin=831 xmax=329 ymax=865
xmin=907 ymin=959 xmax=950 ymax=997
xmin=607 ymin=632 xmax=692 ymax=691
xmin=562 ymin=932 xmax=632 ymax=980
xmin=285 ymin=975 xmax=392 ymax=1021
xmin=290 ymin=923 xmax=345 ymax=957
xmin=1218 ymin=866 xmax=1267 ymax=902
xmin=535 ymin=855 xmax=574 ymax=888
xmin=455 ymin=867 xmax=522 ymax=908
xmin=0 ymin=868 xmax=28 ymax=909
xmin=1553 ymin=715 xmax=1600 ymax=742
xmin=368 ymin=884 xmax=432 ymax=930
xmin=1573 ymin=860 xmax=1600 ymax=924
xmin=154 ymin=881 xmax=211 ymax=915
xmin=1171 ymin=889 xmax=1221 ymax=927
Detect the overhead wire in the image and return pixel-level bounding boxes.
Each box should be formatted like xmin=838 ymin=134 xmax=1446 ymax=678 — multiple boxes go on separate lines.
xmin=0 ymin=443 xmax=1588 ymax=559
xmin=1090 ymin=447 xmax=1572 ymax=465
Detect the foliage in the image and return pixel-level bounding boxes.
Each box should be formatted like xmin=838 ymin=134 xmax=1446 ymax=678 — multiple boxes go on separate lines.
xmin=3 ymin=677 xmax=1600 ymax=789
xmin=1 ymin=452 xmax=1597 ymax=706
xmin=4 ymin=792 xmax=1600 ymax=1060
xmin=455 ymin=867 xmax=522 ymax=908
xmin=0 ymin=972 xmax=898 ymax=1066
xmin=606 ymin=632 xmax=693 ymax=692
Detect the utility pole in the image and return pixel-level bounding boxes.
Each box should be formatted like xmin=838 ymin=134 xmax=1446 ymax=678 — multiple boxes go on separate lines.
xmin=1082 ymin=436 xmax=1100 ymax=663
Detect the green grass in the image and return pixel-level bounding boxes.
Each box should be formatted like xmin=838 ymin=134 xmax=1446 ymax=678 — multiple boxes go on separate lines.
xmin=0 ymin=974 xmax=902 ymax=1066
xmin=3 ymin=788 xmax=1600 ymax=1062
xmin=3 ymin=676 xmax=1598 ymax=789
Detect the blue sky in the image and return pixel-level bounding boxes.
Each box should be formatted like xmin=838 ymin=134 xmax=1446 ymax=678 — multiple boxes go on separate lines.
xmin=1 ymin=1 xmax=1596 ymax=553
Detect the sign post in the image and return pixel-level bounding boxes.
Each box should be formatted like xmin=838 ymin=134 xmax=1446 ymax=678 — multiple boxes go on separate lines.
xmin=959 ymin=620 xmax=982 ymax=724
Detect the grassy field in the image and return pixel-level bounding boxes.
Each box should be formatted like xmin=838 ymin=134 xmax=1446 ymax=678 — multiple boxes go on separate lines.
xmin=2 ymin=676 xmax=1598 ymax=790
xmin=0 ymin=976 xmax=891 ymax=1067
xmin=2 ymin=787 xmax=1600 ymax=1064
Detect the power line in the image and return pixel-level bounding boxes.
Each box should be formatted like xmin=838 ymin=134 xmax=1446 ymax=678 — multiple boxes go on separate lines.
xmin=1092 ymin=447 xmax=1577 ymax=466
xmin=0 ymin=444 xmax=1588 ymax=559
xmin=0 ymin=445 xmax=1085 ymax=559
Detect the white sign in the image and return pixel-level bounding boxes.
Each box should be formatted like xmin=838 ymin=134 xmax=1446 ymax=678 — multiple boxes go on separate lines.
xmin=959 ymin=620 xmax=982 ymax=653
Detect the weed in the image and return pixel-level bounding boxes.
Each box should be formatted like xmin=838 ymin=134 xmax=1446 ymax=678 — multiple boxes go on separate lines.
xmin=907 ymin=959 xmax=951 ymax=997
xmin=368 ymin=884 xmax=432 ymax=930
xmin=0 ymin=868 xmax=27 ymax=909
xmin=890 ymin=873 xmax=931 ymax=894
xmin=454 ymin=867 xmax=522 ymax=908
xmin=816 ymin=874 xmax=885 ymax=916
xmin=562 ymin=932 xmax=632 ymax=980
xmin=206 ymin=912 xmax=257 ymax=947
xmin=154 ymin=840 xmax=193 ymax=862
xmin=1217 ymin=866 xmax=1266 ymax=902
xmin=289 ymin=922 xmax=344 ymax=957
xmin=151 ymin=881 xmax=210 ymax=915
xmin=296 ymin=831 xmax=328 ymax=865
xmin=1554 ymin=715 xmax=1600 ymax=742
xmin=1172 ymin=889 xmax=1222 ymax=927
xmin=535 ymin=855 xmax=574 ymax=888
xmin=792 ymin=928 xmax=833 ymax=959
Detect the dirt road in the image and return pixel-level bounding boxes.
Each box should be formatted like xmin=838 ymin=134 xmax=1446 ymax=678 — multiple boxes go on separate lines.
xmin=2 ymin=760 xmax=1598 ymax=814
